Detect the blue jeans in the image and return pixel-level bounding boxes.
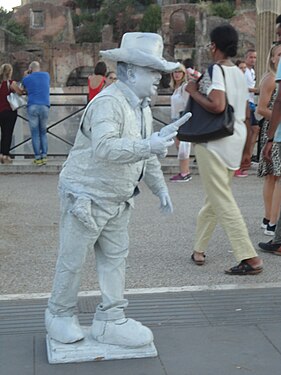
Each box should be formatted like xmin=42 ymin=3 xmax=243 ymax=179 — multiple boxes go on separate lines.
xmin=27 ymin=105 xmax=49 ymax=159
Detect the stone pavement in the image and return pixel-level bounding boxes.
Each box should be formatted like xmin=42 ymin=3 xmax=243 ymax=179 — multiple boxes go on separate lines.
xmin=0 ymin=158 xmax=281 ymax=373
xmin=1 ymin=287 xmax=281 ymax=374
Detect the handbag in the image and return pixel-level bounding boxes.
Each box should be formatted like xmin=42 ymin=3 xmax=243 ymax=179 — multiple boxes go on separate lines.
xmin=177 ymin=64 xmax=235 ymax=143
xmin=6 ymin=81 xmax=27 ymax=111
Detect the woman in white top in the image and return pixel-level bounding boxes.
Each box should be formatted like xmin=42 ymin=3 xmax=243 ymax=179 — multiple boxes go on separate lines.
xmin=169 ymin=64 xmax=191 ymax=182
xmin=186 ymin=24 xmax=263 ymax=275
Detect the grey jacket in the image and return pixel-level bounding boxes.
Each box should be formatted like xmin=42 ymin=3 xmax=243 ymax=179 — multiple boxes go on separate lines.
xmin=59 ymin=81 xmax=168 ymax=207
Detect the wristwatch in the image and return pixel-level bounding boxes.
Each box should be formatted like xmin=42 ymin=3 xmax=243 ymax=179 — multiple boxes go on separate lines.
xmin=267 ymin=137 xmax=274 ymax=142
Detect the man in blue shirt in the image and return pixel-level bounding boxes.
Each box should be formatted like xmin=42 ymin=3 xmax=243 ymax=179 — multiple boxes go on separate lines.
xmin=23 ymin=61 xmax=50 ymax=165
xmin=259 ymin=58 xmax=281 ymax=255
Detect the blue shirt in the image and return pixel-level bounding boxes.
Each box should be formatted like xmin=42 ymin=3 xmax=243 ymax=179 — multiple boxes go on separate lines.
xmin=274 ymin=60 xmax=281 ymax=142
xmin=23 ymin=71 xmax=50 ymax=107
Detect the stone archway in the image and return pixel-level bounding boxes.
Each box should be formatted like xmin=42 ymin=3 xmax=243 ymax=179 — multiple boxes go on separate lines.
xmin=161 ymin=4 xmax=201 ymax=63
xmin=169 ymin=9 xmax=195 ymax=58
xmin=66 ymin=66 xmax=93 ymax=86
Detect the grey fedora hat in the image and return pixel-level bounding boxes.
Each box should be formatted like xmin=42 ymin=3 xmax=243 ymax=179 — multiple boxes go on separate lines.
xmin=100 ymin=32 xmax=180 ymax=73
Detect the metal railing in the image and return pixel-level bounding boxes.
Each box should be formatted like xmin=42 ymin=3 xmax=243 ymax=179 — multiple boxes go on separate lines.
xmin=10 ymin=91 xmax=175 ymax=157
xmin=10 ymin=93 xmax=88 ymax=157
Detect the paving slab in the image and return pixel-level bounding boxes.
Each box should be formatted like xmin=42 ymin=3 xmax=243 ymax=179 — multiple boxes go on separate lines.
xmin=0 ymin=334 xmax=34 ymax=375
xmin=155 ymin=325 xmax=281 ymax=375
xmin=1 ymin=289 xmax=281 ymax=374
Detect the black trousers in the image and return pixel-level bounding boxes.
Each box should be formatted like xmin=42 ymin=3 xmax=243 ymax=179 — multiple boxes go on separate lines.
xmin=0 ymin=110 xmax=17 ymax=156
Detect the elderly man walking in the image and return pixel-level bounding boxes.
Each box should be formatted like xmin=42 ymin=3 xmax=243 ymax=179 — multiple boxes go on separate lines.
xmin=45 ymin=32 xmax=189 ymax=348
xmin=22 ymin=61 xmax=50 ymax=165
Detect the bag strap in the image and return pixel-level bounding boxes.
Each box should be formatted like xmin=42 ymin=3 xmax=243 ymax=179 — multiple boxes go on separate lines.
xmin=215 ymin=64 xmax=230 ymax=105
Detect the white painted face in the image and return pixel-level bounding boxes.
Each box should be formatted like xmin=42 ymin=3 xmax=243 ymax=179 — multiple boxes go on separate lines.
xmin=129 ymin=66 xmax=162 ymax=99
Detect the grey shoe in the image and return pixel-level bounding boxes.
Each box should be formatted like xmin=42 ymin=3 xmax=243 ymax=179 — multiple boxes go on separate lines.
xmin=45 ymin=308 xmax=85 ymax=344
xmin=91 ymin=318 xmax=153 ymax=347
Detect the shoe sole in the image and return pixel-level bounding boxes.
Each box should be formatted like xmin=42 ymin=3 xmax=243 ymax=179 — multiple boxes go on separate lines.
xmin=170 ymin=178 xmax=192 ymax=183
xmin=259 ymin=247 xmax=281 ymax=253
xmin=264 ymin=230 xmax=275 ymax=236
xmin=224 ymin=268 xmax=263 ymax=275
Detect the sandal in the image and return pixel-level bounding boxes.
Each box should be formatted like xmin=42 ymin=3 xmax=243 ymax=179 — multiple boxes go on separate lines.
xmin=225 ymin=260 xmax=263 ymax=275
xmin=191 ymin=252 xmax=206 ymax=266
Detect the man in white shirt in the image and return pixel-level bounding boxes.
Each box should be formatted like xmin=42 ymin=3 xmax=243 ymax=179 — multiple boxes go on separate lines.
xmin=244 ymin=48 xmax=259 ymax=164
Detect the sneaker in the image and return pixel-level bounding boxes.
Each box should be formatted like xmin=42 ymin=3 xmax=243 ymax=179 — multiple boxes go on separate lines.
xmin=258 ymin=240 xmax=281 ymax=253
xmin=169 ymin=173 xmax=192 ymax=182
xmin=45 ymin=308 xmax=85 ymax=344
xmin=264 ymin=223 xmax=276 ymax=236
xmin=1 ymin=155 xmax=12 ymax=164
xmin=261 ymin=218 xmax=270 ymax=229
xmin=91 ymin=318 xmax=153 ymax=347
xmin=41 ymin=157 xmax=48 ymax=165
xmin=234 ymin=169 xmax=248 ymax=177
xmin=33 ymin=159 xmax=43 ymax=166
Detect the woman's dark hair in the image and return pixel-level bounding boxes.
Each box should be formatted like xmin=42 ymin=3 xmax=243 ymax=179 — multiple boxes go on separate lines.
xmin=210 ymin=24 xmax=238 ymax=57
xmin=182 ymin=58 xmax=194 ymax=69
xmin=276 ymin=15 xmax=281 ymax=25
xmin=94 ymin=61 xmax=107 ymax=76
xmin=235 ymin=59 xmax=245 ymax=66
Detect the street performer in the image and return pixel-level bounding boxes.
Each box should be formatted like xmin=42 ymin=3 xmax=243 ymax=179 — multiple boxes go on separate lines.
xmin=45 ymin=32 xmax=191 ymax=348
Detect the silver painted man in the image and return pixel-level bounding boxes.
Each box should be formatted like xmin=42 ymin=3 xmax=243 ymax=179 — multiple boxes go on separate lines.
xmin=45 ymin=32 xmax=185 ymax=347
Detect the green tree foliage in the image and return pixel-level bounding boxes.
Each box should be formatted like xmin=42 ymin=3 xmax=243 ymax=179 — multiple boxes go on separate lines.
xmin=210 ymin=2 xmax=235 ymax=19
xmin=75 ymin=0 xmax=103 ymax=9
xmin=0 ymin=6 xmax=12 ymax=26
xmin=100 ymin=0 xmax=136 ymax=25
xmin=139 ymin=4 xmax=161 ymax=33
xmin=138 ymin=0 xmax=155 ymax=5
xmin=74 ymin=0 xmax=139 ymax=43
xmin=5 ymin=19 xmax=27 ymax=45
xmin=75 ymin=11 xmax=104 ymax=43
xmin=0 ymin=8 xmax=27 ymax=45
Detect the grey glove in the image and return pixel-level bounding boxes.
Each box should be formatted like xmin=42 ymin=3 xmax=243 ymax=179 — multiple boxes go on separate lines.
xmin=158 ymin=192 xmax=173 ymax=214
xmin=159 ymin=112 xmax=192 ymax=137
xmin=149 ymin=131 xmax=177 ymax=156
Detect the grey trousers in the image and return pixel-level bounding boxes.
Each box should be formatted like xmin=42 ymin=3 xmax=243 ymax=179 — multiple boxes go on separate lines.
xmin=273 ymin=143 xmax=281 ymax=244
xmin=48 ymin=193 xmax=131 ymax=321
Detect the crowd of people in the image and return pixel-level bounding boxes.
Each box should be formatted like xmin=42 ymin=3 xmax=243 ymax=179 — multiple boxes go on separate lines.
xmin=169 ymin=15 xmax=281 ymax=243
xmin=1 ymin=18 xmax=281 ymax=347
xmin=43 ymin=22 xmax=281 ymax=349
xmin=0 ymin=61 xmax=50 ymax=165
xmin=0 ymin=60 xmax=117 ymax=166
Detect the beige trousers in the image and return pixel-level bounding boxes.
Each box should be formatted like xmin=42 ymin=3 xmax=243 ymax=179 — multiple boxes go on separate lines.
xmin=194 ymin=144 xmax=257 ymax=262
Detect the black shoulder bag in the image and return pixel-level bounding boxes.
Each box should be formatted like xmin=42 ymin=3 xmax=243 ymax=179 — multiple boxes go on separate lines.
xmin=177 ymin=64 xmax=235 ymax=143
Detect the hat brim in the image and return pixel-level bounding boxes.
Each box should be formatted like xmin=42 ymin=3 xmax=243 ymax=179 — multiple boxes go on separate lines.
xmin=100 ymin=48 xmax=180 ymax=73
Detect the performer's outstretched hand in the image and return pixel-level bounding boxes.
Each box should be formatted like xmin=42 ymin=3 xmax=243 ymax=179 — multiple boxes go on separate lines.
xmin=159 ymin=112 xmax=192 ymax=137
xmin=158 ymin=191 xmax=173 ymax=214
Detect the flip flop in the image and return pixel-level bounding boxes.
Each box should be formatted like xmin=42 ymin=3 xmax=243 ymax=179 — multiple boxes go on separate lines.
xmin=191 ymin=252 xmax=206 ymax=266
xmin=225 ymin=260 xmax=263 ymax=275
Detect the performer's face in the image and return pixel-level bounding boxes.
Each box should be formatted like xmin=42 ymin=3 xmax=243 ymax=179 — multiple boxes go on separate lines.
xmin=131 ymin=66 xmax=162 ymax=99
